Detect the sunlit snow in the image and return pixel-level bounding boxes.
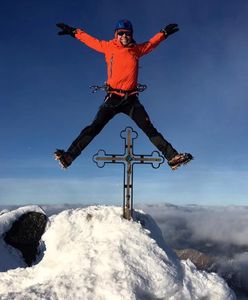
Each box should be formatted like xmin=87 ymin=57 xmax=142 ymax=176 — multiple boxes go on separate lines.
xmin=0 ymin=205 xmax=235 ymax=300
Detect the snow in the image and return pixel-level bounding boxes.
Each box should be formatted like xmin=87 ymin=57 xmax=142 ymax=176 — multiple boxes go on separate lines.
xmin=0 ymin=205 xmax=236 ymax=300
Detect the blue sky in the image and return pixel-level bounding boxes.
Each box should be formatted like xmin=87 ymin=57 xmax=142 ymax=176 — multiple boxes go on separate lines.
xmin=1 ymin=0 xmax=248 ymax=206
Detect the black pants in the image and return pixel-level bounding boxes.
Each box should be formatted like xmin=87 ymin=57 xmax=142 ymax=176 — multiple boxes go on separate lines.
xmin=67 ymin=94 xmax=178 ymax=161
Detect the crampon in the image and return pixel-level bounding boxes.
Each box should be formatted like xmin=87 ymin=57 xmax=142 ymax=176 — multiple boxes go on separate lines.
xmin=54 ymin=149 xmax=73 ymax=169
xmin=168 ymin=153 xmax=193 ymax=170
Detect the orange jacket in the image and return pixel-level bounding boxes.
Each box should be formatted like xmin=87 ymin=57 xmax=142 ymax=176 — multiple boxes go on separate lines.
xmin=75 ymin=29 xmax=166 ymax=91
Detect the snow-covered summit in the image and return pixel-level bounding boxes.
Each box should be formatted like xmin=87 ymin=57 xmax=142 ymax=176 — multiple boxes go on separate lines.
xmin=0 ymin=205 xmax=235 ymax=300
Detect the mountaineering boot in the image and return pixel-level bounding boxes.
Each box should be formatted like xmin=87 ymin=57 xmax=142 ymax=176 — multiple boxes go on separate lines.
xmin=168 ymin=153 xmax=193 ymax=170
xmin=54 ymin=149 xmax=73 ymax=169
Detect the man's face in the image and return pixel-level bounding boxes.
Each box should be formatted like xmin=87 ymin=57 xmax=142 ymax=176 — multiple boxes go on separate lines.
xmin=116 ymin=30 xmax=132 ymax=46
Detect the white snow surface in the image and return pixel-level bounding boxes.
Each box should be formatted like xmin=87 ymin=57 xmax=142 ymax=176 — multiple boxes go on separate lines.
xmin=0 ymin=205 xmax=236 ymax=300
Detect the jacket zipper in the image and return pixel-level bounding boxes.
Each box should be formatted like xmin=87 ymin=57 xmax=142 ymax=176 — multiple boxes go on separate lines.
xmin=109 ymin=54 xmax=113 ymax=78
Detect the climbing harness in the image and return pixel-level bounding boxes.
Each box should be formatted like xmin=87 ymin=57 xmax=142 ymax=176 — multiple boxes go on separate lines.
xmin=89 ymin=83 xmax=147 ymax=96
xmin=90 ymin=83 xmax=147 ymax=110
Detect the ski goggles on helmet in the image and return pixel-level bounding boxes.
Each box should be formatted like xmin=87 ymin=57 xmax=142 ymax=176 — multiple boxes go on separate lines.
xmin=117 ymin=30 xmax=132 ymax=36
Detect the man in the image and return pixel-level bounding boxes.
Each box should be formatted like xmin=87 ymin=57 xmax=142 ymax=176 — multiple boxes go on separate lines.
xmin=55 ymin=20 xmax=193 ymax=170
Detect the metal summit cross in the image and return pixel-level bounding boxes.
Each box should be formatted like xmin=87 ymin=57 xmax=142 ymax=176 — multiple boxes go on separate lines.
xmin=93 ymin=127 xmax=164 ymax=220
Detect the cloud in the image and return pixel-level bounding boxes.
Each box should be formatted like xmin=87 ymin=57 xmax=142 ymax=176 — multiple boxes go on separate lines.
xmin=137 ymin=203 xmax=248 ymax=248
xmin=137 ymin=203 xmax=248 ymax=295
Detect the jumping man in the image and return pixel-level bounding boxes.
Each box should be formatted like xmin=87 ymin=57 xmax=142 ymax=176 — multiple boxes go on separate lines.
xmin=55 ymin=20 xmax=193 ymax=170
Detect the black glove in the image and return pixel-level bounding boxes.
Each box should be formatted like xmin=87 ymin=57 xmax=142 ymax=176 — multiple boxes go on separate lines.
xmin=160 ymin=24 xmax=179 ymax=36
xmin=56 ymin=23 xmax=77 ymax=37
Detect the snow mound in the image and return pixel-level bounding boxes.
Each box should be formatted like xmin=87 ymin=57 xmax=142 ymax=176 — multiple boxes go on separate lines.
xmin=0 ymin=205 xmax=235 ymax=300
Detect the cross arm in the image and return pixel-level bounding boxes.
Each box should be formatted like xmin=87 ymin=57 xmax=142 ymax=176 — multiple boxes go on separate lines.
xmin=93 ymin=149 xmax=126 ymax=168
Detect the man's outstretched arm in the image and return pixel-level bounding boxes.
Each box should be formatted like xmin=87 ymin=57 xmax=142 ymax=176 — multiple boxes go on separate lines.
xmin=137 ymin=24 xmax=179 ymax=57
xmin=56 ymin=23 xmax=107 ymax=53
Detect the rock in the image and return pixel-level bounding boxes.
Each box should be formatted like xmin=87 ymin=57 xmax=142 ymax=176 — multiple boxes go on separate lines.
xmin=175 ymin=248 xmax=248 ymax=296
xmin=175 ymin=248 xmax=216 ymax=270
xmin=4 ymin=212 xmax=48 ymax=266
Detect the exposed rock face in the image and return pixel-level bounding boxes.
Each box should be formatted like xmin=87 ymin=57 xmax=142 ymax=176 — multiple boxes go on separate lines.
xmin=4 ymin=212 xmax=48 ymax=266
xmin=175 ymin=248 xmax=216 ymax=270
xmin=175 ymin=248 xmax=248 ymax=296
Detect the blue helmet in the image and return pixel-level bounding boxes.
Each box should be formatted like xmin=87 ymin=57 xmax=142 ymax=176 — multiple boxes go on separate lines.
xmin=115 ymin=19 xmax=133 ymax=33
